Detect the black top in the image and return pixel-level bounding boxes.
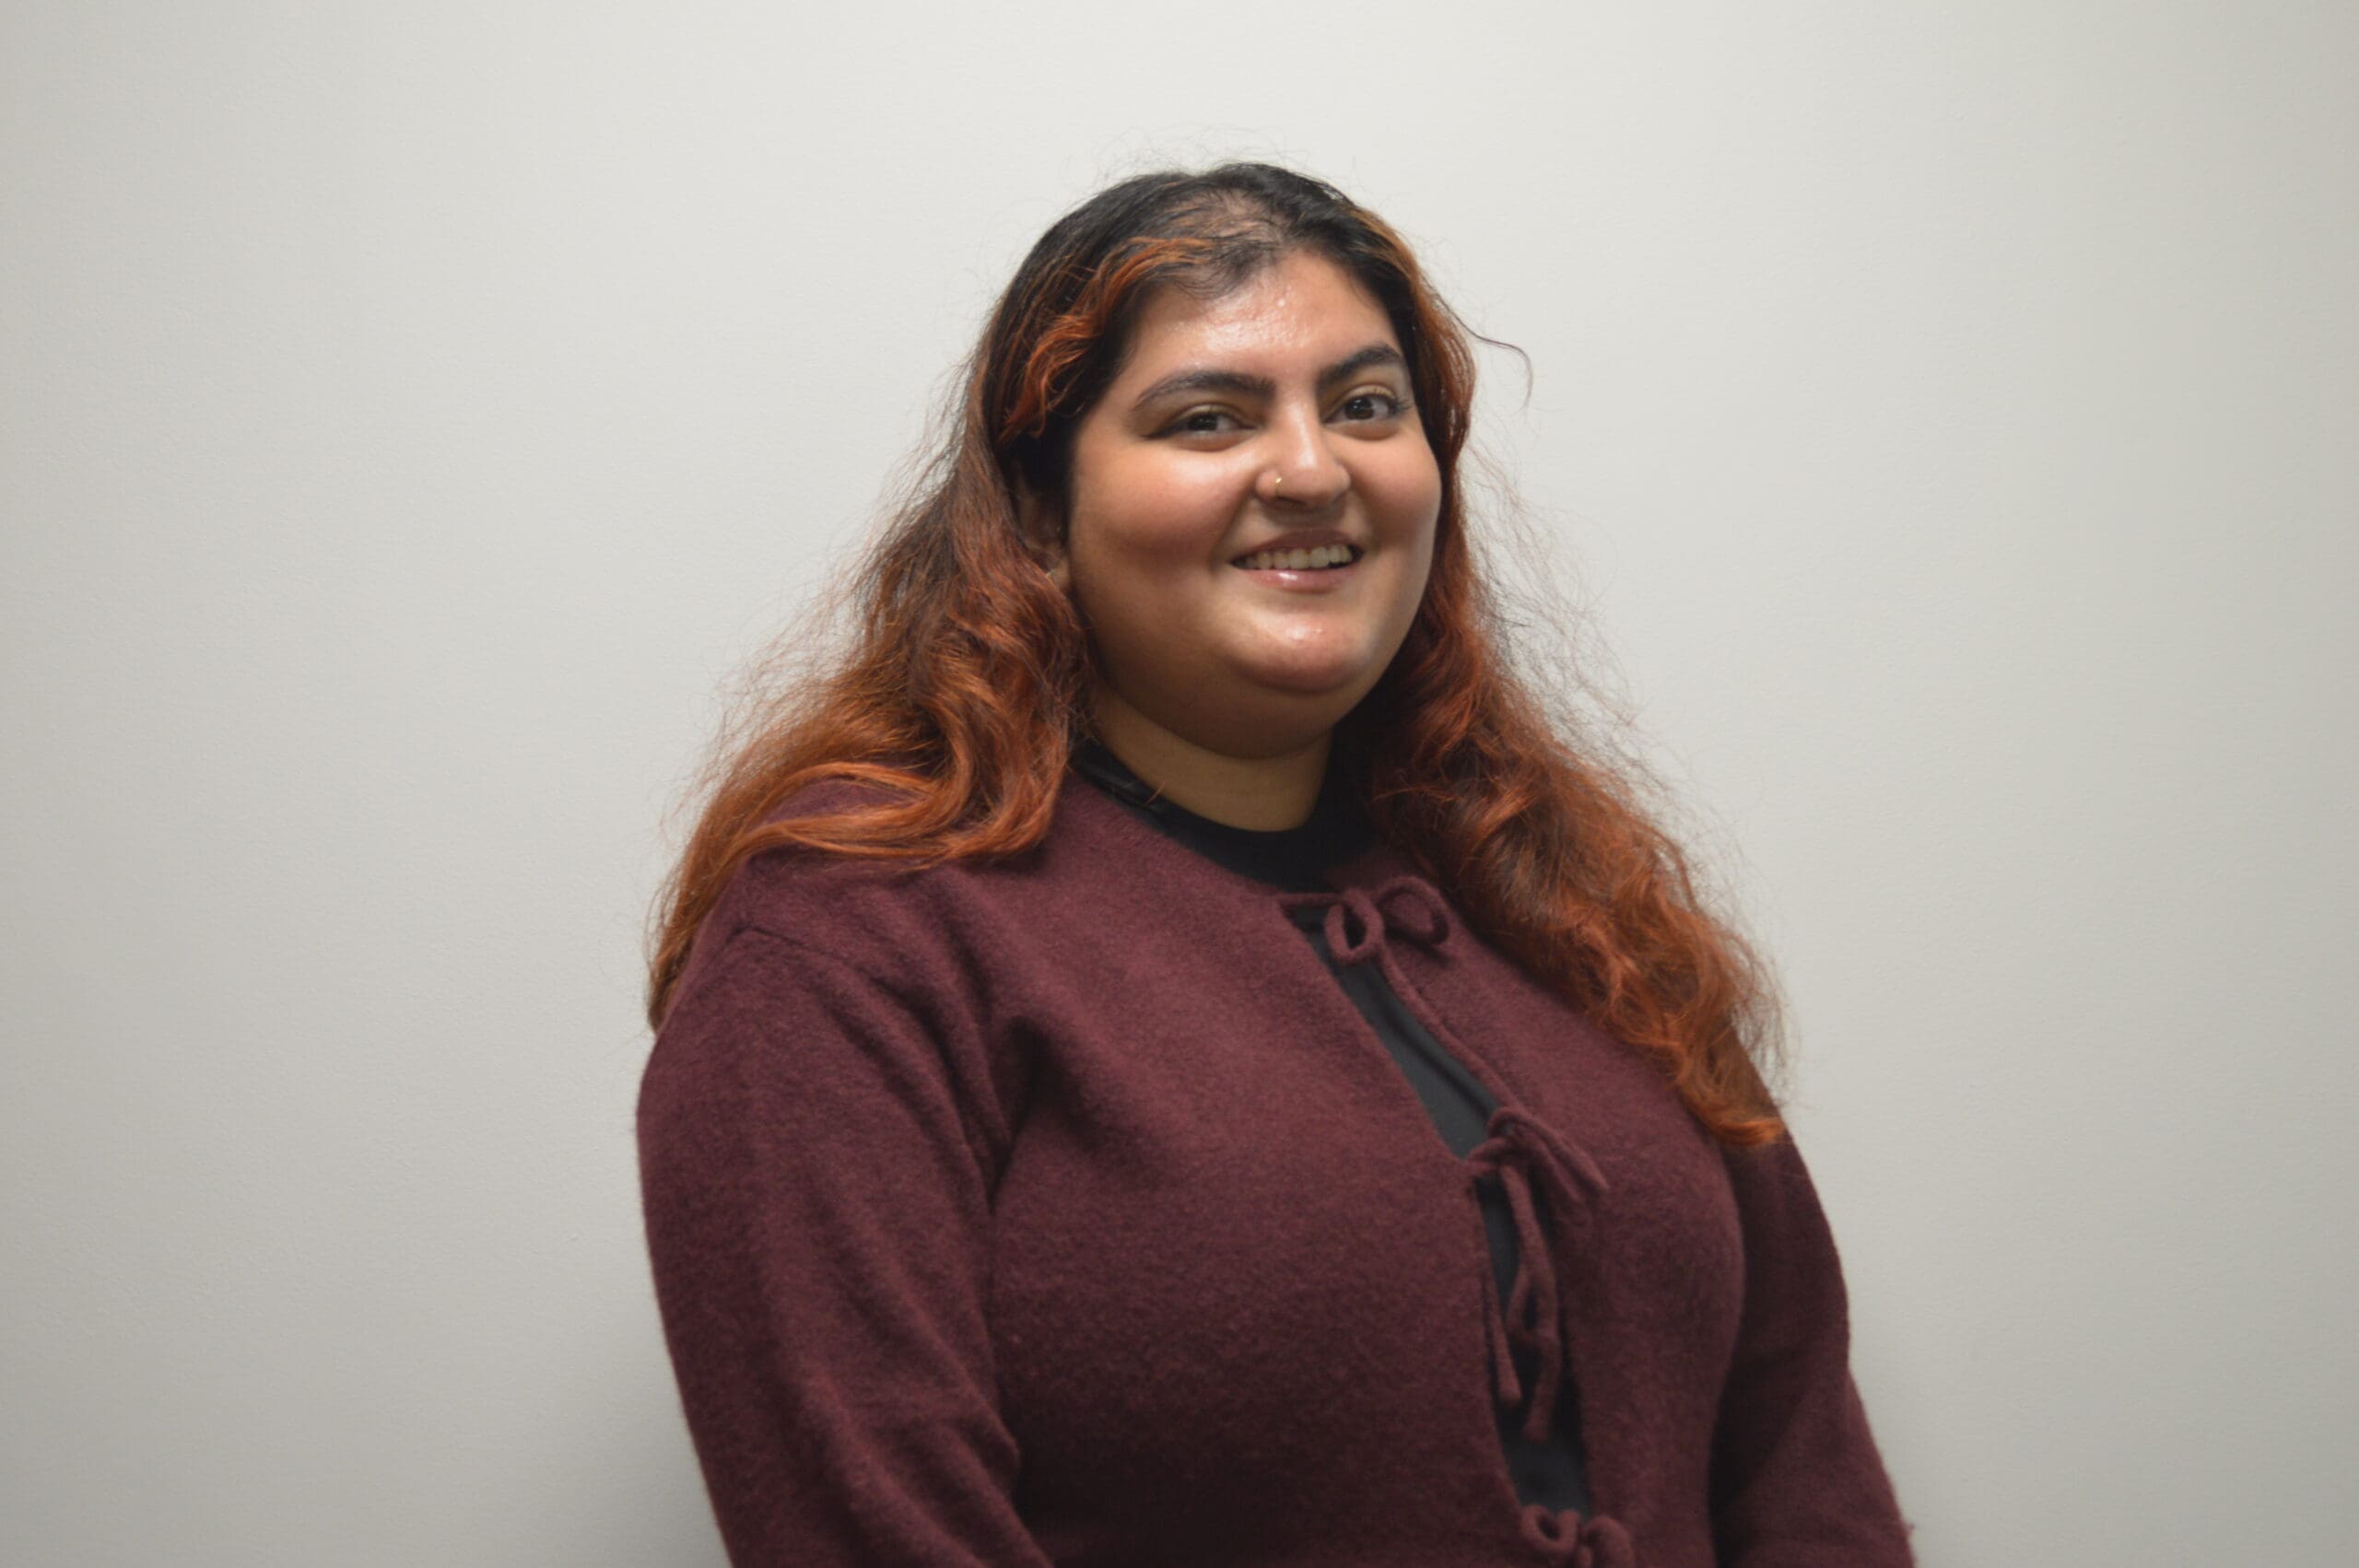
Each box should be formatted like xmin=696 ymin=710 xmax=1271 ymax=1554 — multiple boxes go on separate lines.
xmin=1067 ymin=738 xmax=1593 ymax=1515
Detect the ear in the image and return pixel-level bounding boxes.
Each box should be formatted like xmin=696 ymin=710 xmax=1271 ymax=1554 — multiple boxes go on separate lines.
xmin=1014 ymin=478 xmax=1073 ymax=592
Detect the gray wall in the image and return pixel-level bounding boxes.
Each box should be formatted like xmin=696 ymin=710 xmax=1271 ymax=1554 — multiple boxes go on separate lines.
xmin=5 ymin=3 xmax=2352 ymax=1562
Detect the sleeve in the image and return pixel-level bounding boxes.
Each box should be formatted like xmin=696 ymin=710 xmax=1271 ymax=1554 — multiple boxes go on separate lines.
xmin=635 ymin=922 xmax=1055 ymax=1568
xmin=1708 ymin=1133 xmax=1918 ymax=1566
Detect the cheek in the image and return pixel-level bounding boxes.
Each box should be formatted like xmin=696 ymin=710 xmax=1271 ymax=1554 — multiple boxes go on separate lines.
xmin=1073 ymin=455 xmax=1240 ymax=571
xmin=1368 ymin=447 xmax=1445 ymax=543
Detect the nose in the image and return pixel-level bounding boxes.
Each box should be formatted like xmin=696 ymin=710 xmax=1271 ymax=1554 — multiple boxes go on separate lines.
xmin=1260 ymin=406 xmax=1352 ymax=509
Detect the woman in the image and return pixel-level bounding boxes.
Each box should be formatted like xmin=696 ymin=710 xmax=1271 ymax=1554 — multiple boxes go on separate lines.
xmin=637 ymin=162 xmax=1915 ymax=1566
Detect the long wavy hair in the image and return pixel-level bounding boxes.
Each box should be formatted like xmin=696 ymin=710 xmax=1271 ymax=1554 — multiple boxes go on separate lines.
xmin=645 ymin=161 xmax=1790 ymax=1147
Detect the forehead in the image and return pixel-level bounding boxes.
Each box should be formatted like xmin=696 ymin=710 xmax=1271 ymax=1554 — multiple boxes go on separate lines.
xmin=1111 ymin=252 xmax=1399 ymax=380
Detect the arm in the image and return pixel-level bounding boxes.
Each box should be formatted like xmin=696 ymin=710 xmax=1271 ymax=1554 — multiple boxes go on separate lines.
xmin=636 ymin=923 xmax=1054 ymax=1568
xmin=1708 ymin=1134 xmax=1917 ymax=1566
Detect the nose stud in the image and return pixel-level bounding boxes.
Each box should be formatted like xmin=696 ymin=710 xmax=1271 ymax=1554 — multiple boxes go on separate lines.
xmin=1271 ymin=473 xmax=1285 ymax=497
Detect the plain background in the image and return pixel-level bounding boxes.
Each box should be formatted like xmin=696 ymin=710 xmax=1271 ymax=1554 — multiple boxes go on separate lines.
xmin=5 ymin=2 xmax=2353 ymax=1563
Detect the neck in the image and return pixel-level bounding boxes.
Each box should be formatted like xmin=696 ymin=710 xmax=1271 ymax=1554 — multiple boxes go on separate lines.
xmin=1087 ymin=686 xmax=1332 ymax=831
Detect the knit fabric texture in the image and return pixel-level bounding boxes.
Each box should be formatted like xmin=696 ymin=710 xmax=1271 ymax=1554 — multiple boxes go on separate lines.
xmin=636 ymin=773 xmax=1918 ymax=1566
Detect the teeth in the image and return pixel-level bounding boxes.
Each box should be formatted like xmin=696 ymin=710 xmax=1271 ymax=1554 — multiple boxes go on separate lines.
xmin=1237 ymin=544 xmax=1356 ymax=571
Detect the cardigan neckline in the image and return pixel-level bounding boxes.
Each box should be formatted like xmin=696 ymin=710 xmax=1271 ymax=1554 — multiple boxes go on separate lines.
xmin=1065 ymin=735 xmax=1381 ymax=895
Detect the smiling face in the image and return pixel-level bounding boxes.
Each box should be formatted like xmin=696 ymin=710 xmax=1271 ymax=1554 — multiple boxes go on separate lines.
xmin=1033 ymin=249 xmax=1443 ymax=764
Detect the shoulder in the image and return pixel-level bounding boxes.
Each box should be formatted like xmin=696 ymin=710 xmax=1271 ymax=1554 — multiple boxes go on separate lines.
xmin=687 ymin=779 xmax=985 ymax=977
xmin=715 ymin=777 xmax=954 ymax=945
xmin=667 ymin=766 xmax=1289 ymax=1043
xmin=685 ymin=770 xmax=1196 ymax=996
xmin=1715 ymin=1129 xmax=1852 ymax=1290
xmin=648 ymin=778 xmax=1104 ymax=1168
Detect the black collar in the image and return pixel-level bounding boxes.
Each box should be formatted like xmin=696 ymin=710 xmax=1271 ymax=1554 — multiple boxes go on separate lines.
xmin=1067 ymin=737 xmax=1374 ymax=893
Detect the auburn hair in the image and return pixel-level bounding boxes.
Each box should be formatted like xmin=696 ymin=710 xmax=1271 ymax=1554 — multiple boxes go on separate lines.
xmin=644 ymin=162 xmax=1790 ymax=1147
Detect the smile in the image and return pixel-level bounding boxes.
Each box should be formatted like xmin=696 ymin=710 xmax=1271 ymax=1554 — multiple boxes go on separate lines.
xmin=1231 ymin=544 xmax=1361 ymax=572
xmin=1236 ymin=542 xmax=1367 ymax=584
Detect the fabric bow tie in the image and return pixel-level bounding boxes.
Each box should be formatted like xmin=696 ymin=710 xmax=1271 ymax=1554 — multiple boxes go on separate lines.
xmin=1520 ymin=1503 xmax=1637 ymax=1566
xmin=1276 ymin=873 xmax=1454 ymax=965
xmin=1471 ymin=1104 xmax=1612 ymax=1444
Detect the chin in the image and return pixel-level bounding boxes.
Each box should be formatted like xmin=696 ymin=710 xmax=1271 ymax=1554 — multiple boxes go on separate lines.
xmin=1233 ymin=653 xmax=1354 ymax=692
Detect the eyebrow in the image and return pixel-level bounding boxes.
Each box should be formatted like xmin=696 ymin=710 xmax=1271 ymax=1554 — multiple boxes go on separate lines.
xmin=1125 ymin=343 xmax=1410 ymax=415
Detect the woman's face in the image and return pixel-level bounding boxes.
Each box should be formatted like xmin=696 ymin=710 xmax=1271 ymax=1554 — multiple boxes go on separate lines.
xmin=1035 ymin=249 xmax=1443 ymax=760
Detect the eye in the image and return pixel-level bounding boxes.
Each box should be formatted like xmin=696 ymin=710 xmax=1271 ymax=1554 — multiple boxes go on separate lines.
xmin=1162 ymin=407 xmax=1244 ymax=437
xmin=1336 ymin=390 xmax=1408 ymax=423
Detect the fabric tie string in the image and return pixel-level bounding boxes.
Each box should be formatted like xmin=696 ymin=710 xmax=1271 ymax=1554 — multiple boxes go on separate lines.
xmin=1282 ymin=874 xmax=1628 ymax=1556
xmin=1469 ymin=1104 xmax=1611 ymax=1443
xmin=1277 ymin=873 xmax=1454 ymax=965
xmin=1520 ymin=1503 xmax=1637 ymax=1566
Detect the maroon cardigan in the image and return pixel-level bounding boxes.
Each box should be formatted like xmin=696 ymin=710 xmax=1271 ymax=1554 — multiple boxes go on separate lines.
xmin=637 ymin=775 xmax=1916 ymax=1566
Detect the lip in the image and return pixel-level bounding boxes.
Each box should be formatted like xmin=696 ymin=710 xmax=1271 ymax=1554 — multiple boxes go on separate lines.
xmin=1231 ymin=552 xmax=1362 ymax=593
xmin=1227 ymin=527 xmax=1361 ymax=565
